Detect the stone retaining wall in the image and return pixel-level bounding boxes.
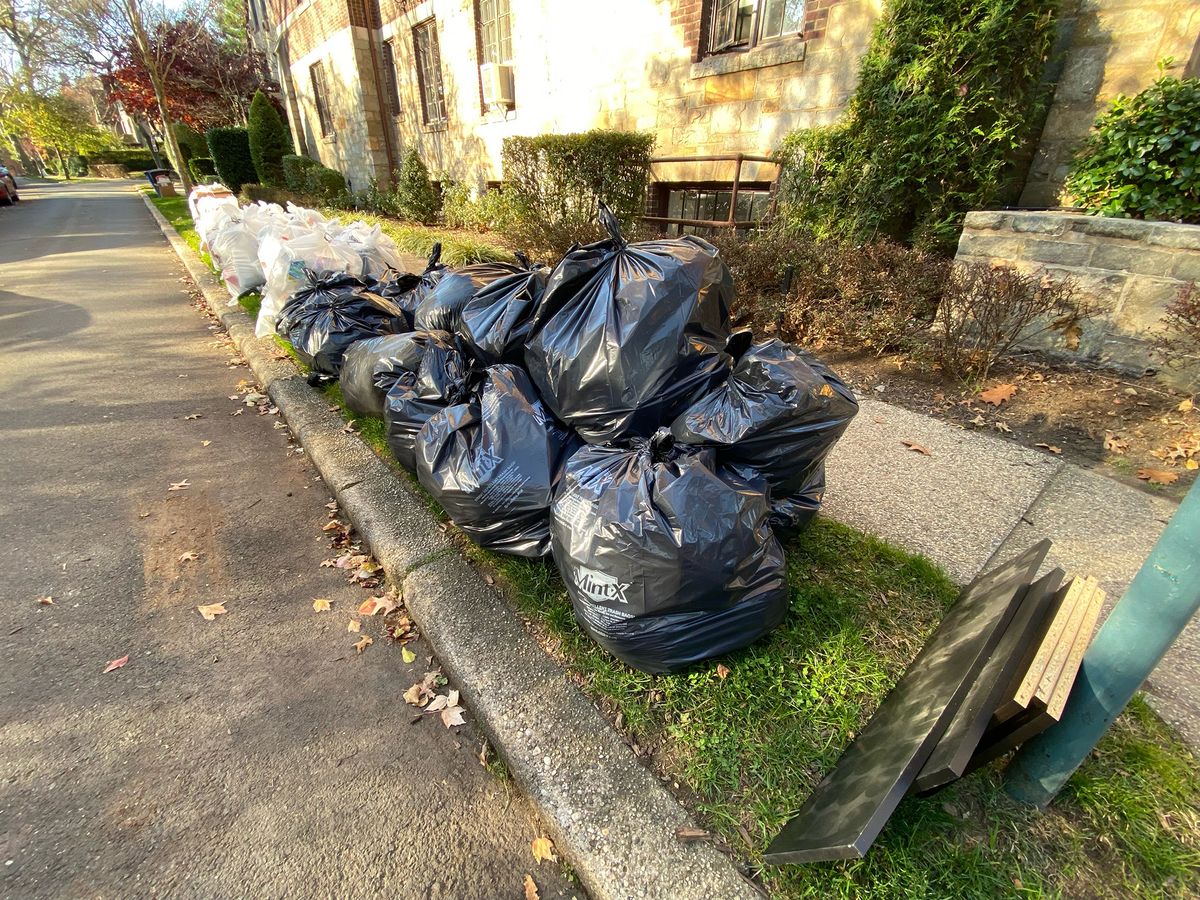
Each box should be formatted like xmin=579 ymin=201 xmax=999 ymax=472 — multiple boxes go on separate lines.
xmin=955 ymin=210 xmax=1200 ymax=387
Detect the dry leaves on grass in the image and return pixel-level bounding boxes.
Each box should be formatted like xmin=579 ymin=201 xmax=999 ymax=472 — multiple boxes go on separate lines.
xmin=523 ymin=875 xmax=539 ymax=900
xmin=531 ymin=836 xmax=557 ymax=864
xmin=312 ymin=598 xmax=331 ymax=612
xmin=103 ymin=654 xmax=129 ymax=673
xmin=716 ymin=664 xmax=730 ymax=680
xmin=901 ymin=440 xmax=931 ymax=456
xmin=197 ymin=602 xmax=227 ymax=621
xmin=980 ymin=383 xmax=1017 ymax=406
xmin=1137 ymin=468 xmax=1179 ymax=486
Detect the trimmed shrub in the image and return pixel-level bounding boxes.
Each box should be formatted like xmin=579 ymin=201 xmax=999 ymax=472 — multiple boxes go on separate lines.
xmin=205 ymin=126 xmax=257 ymax=194
xmin=247 ymin=90 xmax=293 ymax=188
xmin=188 ymin=156 xmax=219 ymax=182
xmin=305 ymin=165 xmax=348 ymax=201
xmin=777 ymin=0 xmax=1059 ymax=252
xmin=87 ymin=148 xmax=157 ymax=171
xmin=501 ymin=129 xmax=654 ymax=229
xmin=171 ymin=122 xmax=207 ymax=165
xmin=239 ymin=183 xmax=305 ymax=206
xmin=1158 ymin=281 xmax=1200 ymax=368
xmin=1065 ymin=75 xmax=1200 ymax=224
xmin=393 ymin=149 xmax=439 ymax=223
xmin=282 ymin=153 xmax=320 ymax=192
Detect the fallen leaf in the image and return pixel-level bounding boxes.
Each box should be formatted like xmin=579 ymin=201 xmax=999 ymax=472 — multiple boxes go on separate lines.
xmin=441 ymin=704 xmax=466 ymax=728
xmin=716 ymin=664 xmax=730 ymax=679
xmin=312 ymin=598 xmax=331 ymax=612
xmin=1187 ymin=459 xmax=1199 ymax=471
xmin=197 ymin=602 xmax=227 ymax=621
xmin=354 ymin=635 xmax=373 ymax=653
xmin=531 ymin=837 xmax=557 ymax=864
xmin=200 ymin=440 xmax=212 ymax=447
xmin=1035 ymin=443 xmax=1062 ymax=454
xmin=103 ymin=654 xmax=129 ymax=673
xmin=404 ymin=671 xmax=441 ymax=707
xmin=35 ymin=595 xmax=53 ymax=605
xmin=178 ymin=551 xmax=199 ymax=562
xmin=901 ymin=440 xmax=931 ymax=456
xmin=243 ymin=392 xmax=268 ymax=405
xmin=1104 ymin=432 xmax=1129 ymax=454
xmin=994 ymin=421 xmax=1012 ymax=434
xmin=231 ymin=409 xmax=243 ymax=416
xmin=168 ymin=480 xmax=191 ymax=491
xmin=675 ymin=826 xmax=715 ymax=843
xmin=968 ymin=414 xmax=986 ymax=427
xmin=1137 ymin=468 xmax=1179 ymax=486
xmin=980 ymin=383 xmax=1017 ymax=406
xmin=184 ymin=413 xmax=202 ymax=420
xmin=401 ymin=647 xmax=416 ymax=664
xmin=359 ymin=593 xmax=399 ymax=616
xmin=347 ymin=619 xmax=361 ymax=632
xmin=1179 ymin=398 xmax=1194 ymax=413
xmin=523 ymin=875 xmax=539 ymax=900
xmin=322 ymin=520 xmax=345 ymax=533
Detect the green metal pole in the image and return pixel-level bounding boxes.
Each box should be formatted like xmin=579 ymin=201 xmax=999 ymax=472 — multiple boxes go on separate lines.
xmin=1006 ymin=476 xmax=1200 ymax=807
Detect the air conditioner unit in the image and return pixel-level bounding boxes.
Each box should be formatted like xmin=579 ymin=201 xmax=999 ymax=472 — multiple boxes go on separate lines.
xmin=480 ymin=62 xmax=515 ymax=109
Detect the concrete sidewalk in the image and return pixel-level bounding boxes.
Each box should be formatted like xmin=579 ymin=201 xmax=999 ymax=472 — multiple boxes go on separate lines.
xmin=822 ymin=397 xmax=1195 ymax=746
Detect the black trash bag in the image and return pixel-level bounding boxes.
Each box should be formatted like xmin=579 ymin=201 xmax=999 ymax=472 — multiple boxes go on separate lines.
xmin=525 ymin=204 xmax=734 ymax=445
xmin=671 ymin=338 xmax=858 ymax=528
xmin=412 ymin=254 xmax=532 ymax=333
xmin=374 ymin=243 xmax=447 ymax=328
xmin=550 ymin=429 xmax=788 ymax=674
xmin=457 ymin=260 xmax=549 ymax=365
xmin=416 ymin=364 xmax=579 ymax=558
xmin=383 ymin=331 xmax=474 ymax=471
xmin=278 ymin=269 xmax=408 ymax=381
xmin=339 ymin=332 xmax=429 ymax=419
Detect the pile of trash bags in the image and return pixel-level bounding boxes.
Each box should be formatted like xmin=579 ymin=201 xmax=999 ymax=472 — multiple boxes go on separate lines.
xmin=192 ymin=191 xmax=859 ymax=673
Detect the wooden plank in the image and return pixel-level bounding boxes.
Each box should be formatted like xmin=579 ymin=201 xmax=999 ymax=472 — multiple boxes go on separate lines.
xmin=994 ymin=578 xmax=1082 ymax=721
xmin=1046 ymin=583 xmax=1105 ymax=719
xmin=965 ymin=709 xmax=1057 ymax=774
xmin=1033 ymin=577 xmax=1100 ymax=707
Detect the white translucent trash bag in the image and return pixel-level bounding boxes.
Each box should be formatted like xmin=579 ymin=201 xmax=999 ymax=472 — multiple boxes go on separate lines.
xmin=255 ymin=231 xmax=365 ymax=337
xmin=209 ymin=219 xmax=266 ymax=298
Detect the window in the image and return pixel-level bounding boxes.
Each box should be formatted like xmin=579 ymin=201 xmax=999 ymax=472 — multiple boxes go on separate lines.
xmin=413 ymin=18 xmax=447 ymax=126
xmin=310 ymin=61 xmax=333 ymax=136
xmin=381 ymin=39 xmax=402 ymax=116
xmin=662 ymin=184 xmax=772 ymax=235
xmin=709 ymin=0 xmax=804 ymax=53
xmin=477 ymin=0 xmax=512 ymax=64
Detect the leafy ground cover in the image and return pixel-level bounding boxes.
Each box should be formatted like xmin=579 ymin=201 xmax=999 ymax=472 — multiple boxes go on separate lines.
xmin=152 ymin=195 xmax=1200 ymax=899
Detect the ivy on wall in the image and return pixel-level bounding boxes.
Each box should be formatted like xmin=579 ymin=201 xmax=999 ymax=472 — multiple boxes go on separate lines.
xmin=776 ymin=0 xmax=1060 ymax=252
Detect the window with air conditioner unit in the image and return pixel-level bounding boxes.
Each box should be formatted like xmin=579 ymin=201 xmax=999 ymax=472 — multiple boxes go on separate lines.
xmin=476 ymin=0 xmax=514 ymax=110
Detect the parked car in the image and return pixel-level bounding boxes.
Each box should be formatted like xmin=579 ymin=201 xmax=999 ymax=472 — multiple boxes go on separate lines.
xmin=0 ymin=166 xmax=19 ymax=204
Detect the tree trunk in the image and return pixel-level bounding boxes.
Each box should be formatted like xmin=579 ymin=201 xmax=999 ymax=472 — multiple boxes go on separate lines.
xmin=55 ymin=147 xmax=71 ymax=180
xmin=149 ymin=70 xmax=193 ymax=193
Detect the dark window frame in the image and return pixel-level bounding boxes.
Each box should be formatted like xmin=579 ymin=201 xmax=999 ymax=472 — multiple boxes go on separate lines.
xmin=705 ymin=0 xmax=806 ymax=57
xmin=381 ymin=38 xmax=402 ymax=117
xmin=412 ymin=17 xmax=448 ymax=128
xmin=310 ymin=60 xmax=333 ymax=137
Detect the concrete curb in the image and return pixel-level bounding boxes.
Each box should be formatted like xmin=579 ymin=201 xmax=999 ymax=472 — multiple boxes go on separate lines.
xmin=141 ymin=192 xmax=764 ymax=900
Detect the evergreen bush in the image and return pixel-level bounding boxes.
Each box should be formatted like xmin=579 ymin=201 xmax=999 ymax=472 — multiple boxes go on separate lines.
xmin=1064 ymin=75 xmax=1200 ymax=223
xmin=305 ymin=165 xmax=348 ymax=201
xmin=205 ymin=126 xmax=257 ymax=193
xmin=188 ymin=156 xmax=219 ymax=182
xmin=171 ymin=122 xmax=208 ymax=166
xmin=282 ymin=154 xmax=320 ymax=192
xmin=392 ymin=149 xmax=439 ymax=223
xmin=777 ymin=0 xmax=1059 ymax=252
xmin=247 ymin=90 xmax=293 ymax=188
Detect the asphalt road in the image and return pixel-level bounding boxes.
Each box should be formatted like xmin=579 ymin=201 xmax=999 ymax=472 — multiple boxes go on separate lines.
xmin=0 ymin=180 xmax=575 ymax=900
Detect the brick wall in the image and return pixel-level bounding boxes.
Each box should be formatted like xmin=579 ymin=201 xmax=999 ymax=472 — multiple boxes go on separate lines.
xmin=956 ymin=211 xmax=1200 ymax=388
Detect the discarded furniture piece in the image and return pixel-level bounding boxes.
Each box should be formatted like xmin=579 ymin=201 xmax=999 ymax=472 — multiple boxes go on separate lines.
xmin=763 ymin=540 xmax=1050 ymax=864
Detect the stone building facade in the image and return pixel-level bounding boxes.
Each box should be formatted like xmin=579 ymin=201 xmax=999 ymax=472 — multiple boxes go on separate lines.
xmin=255 ymin=0 xmax=1199 ymax=213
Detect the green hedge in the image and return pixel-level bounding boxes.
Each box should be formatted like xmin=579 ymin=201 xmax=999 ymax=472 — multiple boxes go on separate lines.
xmin=188 ymin=156 xmax=219 ymax=182
xmin=239 ymin=183 xmax=305 ymax=206
xmin=206 ymin=126 xmax=257 ymax=193
xmin=1065 ymin=75 xmax=1200 ymax=224
xmin=282 ymin=154 xmax=320 ymax=192
xmin=305 ymin=165 xmax=348 ymax=201
xmin=86 ymin=148 xmax=159 ymax=171
xmin=248 ymin=90 xmax=293 ymax=188
xmin=171 ymin=122 xmax=208 ymax=166
xmin=501 ymin=129 xmax=654 ymax=228
xmin=777 ymin=0 xmax=1059 ymax=251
